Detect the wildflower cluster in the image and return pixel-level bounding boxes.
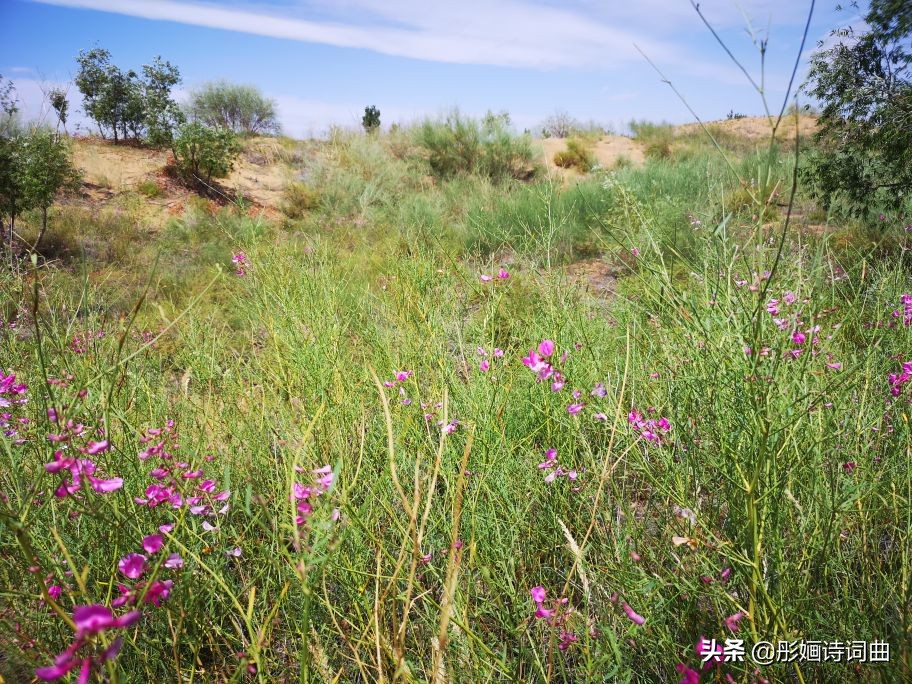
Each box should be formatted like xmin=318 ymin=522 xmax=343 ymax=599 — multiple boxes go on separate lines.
xmin=475 ymin=346 xmax=504 ymax=375
xmin=44 ymin=425 xmax=123 ymax=498
xmin=536 ymin=448 xmax=581 ymax=487
xmin=892 ymin=294 xmax=912 ymax=327
xmin=113 ymin=533 xmax=176 ymax=608
xmin=69 ymin=330 xmax=105 ymax=355
xmin=888 ymin=361 xmax=912 ymax=400
xmin=529 ymin=586 xmax=578 ymax=651
xmin=292 ymin=464 xmax=335 ymax=526
xmin=134 ymin=421 xmax=230 ymax=517
xmin=628 ymin=409 xmax=672 ymax=445
xmin=231 ymin=251 xmax=250 ymax=276
xmin=1 ymin=371 xmax=29 ymax=445
xmin=35 ymin=605 xmax=140 ymax=682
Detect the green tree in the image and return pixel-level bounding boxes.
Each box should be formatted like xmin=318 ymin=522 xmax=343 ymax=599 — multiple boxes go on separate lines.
xmin=48 ymin=87 xmax=69 ymax=134
xmin=362 ymin=105 xmax=381 ymax=133
xmin=187 ymin=82 xmax=279 ymax=135
xmin=0 ymin=134 xmax=26 ymax=267
xmin=802 ymin=0 xmax=912 ymax=219
xmin=171 ymin=122 xmax=241 ymax=189
xmin=0 ymin=74 xmax=18 ymax=137
xmin=142 ymin=57 xmax=184 ymax=146
xmin=75 ymin=48 xmax=182 ymax=145
xmin=20 ymin=129 xmax=81 ymax=250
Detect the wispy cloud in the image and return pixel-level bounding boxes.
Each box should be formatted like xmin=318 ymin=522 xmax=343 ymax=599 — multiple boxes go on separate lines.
xmin=29 ymin=0 xmax=727 ymax=74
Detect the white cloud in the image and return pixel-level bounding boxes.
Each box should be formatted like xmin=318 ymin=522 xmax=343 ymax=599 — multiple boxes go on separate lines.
xmin=29 ymin=0 xmax=732 ymax=75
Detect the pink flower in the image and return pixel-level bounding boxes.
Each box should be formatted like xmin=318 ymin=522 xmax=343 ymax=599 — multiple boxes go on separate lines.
xmin=47 ymin=584 xmax=62 ymax=600
xmin=791 ymin=331 xmax=806 ymax=345
xmin=676 ymin=663 xmax=700 ymax=684
xmin=84 ymin=440 xmax=110 ymax=455
xmin=567 ymin=403 xmax=584 ymax=415
xmin=480 ymin=360 xmax=490 ymax=372
xmin=725 ymin=610 xmax=744 ymax=632
xmin=73 ymin=604 xmax=140 ymax=638
xmin=538 ymin=340 xmax=555 ymax=357
xmin=480 ymin=274 xmax=493 ymax=282
xmin=621 ymin=602 xmax=645 ymax=625
xmin=630 ymin=247 xmax=640 ymax=257
xmin=226 ymin=546 xmax=242 ymax=557
xmin=530 ymin=586 xmax=546 ymax=603
xmin=493 ymin=348 xmax=504 ymax=358
xmin=843 ymin=461 xmax=857 ymax=474
xmin=395 ymin=370 xmax=411 ymax=382
xmin=826 ymin=362 xmax=842 ymax=371
xmin=118 ymin=553 xmax=146 ymax=580
xmin=497 ymin=268 xmax=510 ymax=279
xmin=88 ymin=475 xmax=123 ymax=493
xmin=142 ymin=534 xmax=163 ymax=554
xmin=163 ymin=553 xmax=183 ymax=569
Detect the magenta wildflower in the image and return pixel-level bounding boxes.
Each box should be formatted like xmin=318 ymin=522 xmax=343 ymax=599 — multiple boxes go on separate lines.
xmin=118 ymin=553 xmax=146 ymax=580
xmin=163 ymin=553 xmax=183 ymax=569
xmin=480 ymin=359 xmax=490 ymax=372
xmin=142 ymin=534 xmax=163 ymax=554
xmin=231 ymin=251 xmax=250 ymax=276
xmin=497 ymin=268 xmax=510 ymax=279
xmin=676 ymin=663 xmax=701 ymax=684
xmin=567 ymin=403 xmax=584 ymax=415
xmin=480 ymin=274 xmax=493 ymax=282
xmin=621 ymin=602 xmax=645 ymax=626
xmin=84 ymin=440 xmax=110 ymax=455
xmin=724 ymin=610 xmax=744 ymax=632
xmin=538 ymin=339 xmax=555 ymax=357
xmin=530 ymin=586 xmax=546 ymax=603
xmin=843 ymin=461 xmax=857 ymax=474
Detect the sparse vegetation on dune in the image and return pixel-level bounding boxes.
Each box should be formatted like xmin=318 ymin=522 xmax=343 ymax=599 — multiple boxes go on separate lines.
xmin=2 ymin=3 xmax=912 ymax=681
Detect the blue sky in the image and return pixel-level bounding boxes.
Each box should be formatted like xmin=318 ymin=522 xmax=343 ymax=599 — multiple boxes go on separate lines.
xmin=1 ymin=0 xmax=855 ymax=137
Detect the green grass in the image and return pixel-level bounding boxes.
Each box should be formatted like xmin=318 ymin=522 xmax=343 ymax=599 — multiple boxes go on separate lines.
xmin=2 ymin=120 xmax=912 ymax=683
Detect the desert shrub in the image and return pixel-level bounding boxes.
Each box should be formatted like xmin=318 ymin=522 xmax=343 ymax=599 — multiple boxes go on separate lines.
xmin=540 ymin=110 xmax=579 ymax=138
xmin=170 ymin=122 xmax=241 ymax=187
xmin=630 ymin=120 xmax=675 ymax=159
xmin=136 ymin=179 xmax=163 ymax=198
xmin=281 ymin=181 xmax=319 ymax=218
xmin=187 ymin=81 xmax=279 ymax=135
xmin=415 ymin=112 xmax=538 ymax=182
xmin=553 ymin=138 xmax=596 ymax=172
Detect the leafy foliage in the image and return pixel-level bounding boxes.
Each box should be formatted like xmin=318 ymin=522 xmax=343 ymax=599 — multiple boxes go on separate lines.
xmin=187 ymin=81 xmax=279 ymax=135
xmin=362 ymin=105 xmax=381 ymax=133
xmin=170 ymin=122 xmax=241 ymax=187
xmin=74 ymin=48 xmax=183 ymax=145
xmin=801 ymin=0 xmax=912 ymax=219
xmin=553 ymin=138 xmax=596 ymax=172
xmin=415 ymin=111 xmax=539 ymax=182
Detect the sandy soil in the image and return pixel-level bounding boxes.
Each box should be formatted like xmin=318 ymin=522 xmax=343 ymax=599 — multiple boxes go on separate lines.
xmin=675 ymin=114 xmax=818 ymax=141
xmin=539 ymin=135 xmax=645 ymax=174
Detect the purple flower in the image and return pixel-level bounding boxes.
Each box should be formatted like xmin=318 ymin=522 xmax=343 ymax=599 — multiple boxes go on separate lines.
xmin=538 ymin=340 xmax=555 ymax=357
xmin=163 ymin=553 xmax=183 ymax=569
xmin=621 ymin=602 xmax=645 ymax=625
xmin=142 ymin=534 xmax=164 ymax=554
xmin=118 ymin=553 xmax=147 ymax=580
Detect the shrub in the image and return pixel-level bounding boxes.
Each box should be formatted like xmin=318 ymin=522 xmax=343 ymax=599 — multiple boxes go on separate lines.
xmin=136 ymin=179 xmax=164 ymax=198
xmin=187 ymin=81 xmax=279 ymax=135
xmin=630 ymin=120 xmax=675 ymax=159
xmin=362 ymin=105 xmax=381 ymax=133
xmin=281 ymin=181 xmax=319 ymax=218
xmin=415 ymin=112 xmax=538 ymax=182
xmin=553 ymin=138 xmax=596 ymax=172
xmin=171 ymin=122 xmax=241 ymax=188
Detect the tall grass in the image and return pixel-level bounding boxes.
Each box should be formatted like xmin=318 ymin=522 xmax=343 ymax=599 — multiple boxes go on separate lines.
xmin=2 ymin=85 xmax=912 ymax=683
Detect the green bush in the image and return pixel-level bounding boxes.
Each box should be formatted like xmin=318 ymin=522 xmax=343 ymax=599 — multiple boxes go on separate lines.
xmin=415 ymin=112 xmax=539 ymax=182
xmin=630 ymin=120 xmax=675 ymax=159
xmin=553 ymin=138 xmax=596 ymax=172
xmin=281 ymin=181 xmax=319 ymax=218
xmin=170 ymin=122 xmax=241 ymax=188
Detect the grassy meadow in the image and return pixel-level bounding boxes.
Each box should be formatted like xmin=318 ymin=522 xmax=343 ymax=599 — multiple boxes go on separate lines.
xmin=2 ymin=115 xmax=912 ymax=683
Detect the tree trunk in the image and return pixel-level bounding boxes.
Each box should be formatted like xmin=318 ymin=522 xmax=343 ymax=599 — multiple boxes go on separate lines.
xmin=35 ymin=205 xmax=48 ymax=252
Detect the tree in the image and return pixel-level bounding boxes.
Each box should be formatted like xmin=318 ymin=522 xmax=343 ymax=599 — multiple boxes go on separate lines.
xmin=171 ymin=122 xmax=241 ymax=189
xmin=540 ymin=111 xmax=579 ymax=138
xmin=142 ymin=57 xmax=184 ymax=146
xmin=75 ymin=48 xmax=182 ymax=145
xmin=48 ymin=87 xmax=69 ymax=134
xmin=187 ymin=82 xmax=279 ymax=135
xmin=20 ymin=129 xmax=81 ymax=250
xmin=0 ymin=134 xmax=26 ymax=268
xmin=362 ymin=105 xmax=381 ymax=133
xmin=0 ymin=74 xmax=18 ymax=137
xmin=801 ymin=0 xmax=912 ymax=219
